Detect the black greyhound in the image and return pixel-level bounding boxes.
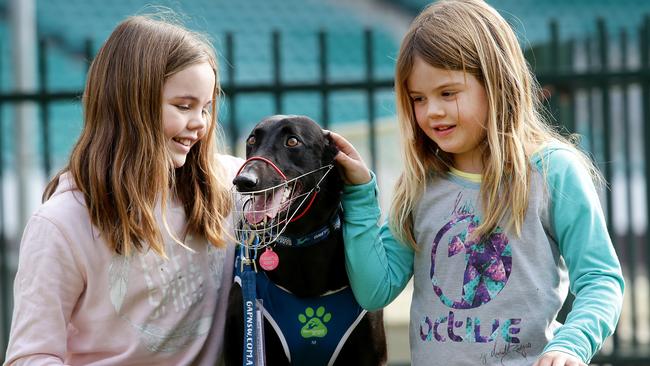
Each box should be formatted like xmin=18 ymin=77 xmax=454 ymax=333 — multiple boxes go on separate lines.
xmin=224 ymin=115 xmax=386 ymax=365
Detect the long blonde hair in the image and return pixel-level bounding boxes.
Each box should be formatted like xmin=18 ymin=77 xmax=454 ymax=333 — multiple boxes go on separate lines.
xmin=43 ymin=15 xmax=232 ymax=256
xmin=392 ymin=0 xmax=600 ymax=248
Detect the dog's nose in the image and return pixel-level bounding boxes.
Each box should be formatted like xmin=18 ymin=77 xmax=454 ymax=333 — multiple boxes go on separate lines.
xmin=233 ymin=172 xmax=259 ymax=191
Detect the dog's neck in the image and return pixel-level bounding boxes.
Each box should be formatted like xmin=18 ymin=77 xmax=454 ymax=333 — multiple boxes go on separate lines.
xmin=263 ymin=201 xmax=348 ymax=297
xmin=275 ymin=207 xmax=341 ymax=248
xmin=258 ymin=170 xmax=347 ymax=297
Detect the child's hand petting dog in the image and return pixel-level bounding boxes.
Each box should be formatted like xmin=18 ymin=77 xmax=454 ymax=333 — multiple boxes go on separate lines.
xmin=327 ymin=131 xmax=372 ymax=186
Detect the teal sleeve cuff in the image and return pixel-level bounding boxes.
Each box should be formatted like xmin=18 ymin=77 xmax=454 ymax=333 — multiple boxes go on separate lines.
xmin=342 ymin=172 xmax=381 ymax=219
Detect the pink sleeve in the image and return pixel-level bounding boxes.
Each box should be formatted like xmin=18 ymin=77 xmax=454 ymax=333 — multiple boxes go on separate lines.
xmin=5 ymin=215 xmax=84 ymax=366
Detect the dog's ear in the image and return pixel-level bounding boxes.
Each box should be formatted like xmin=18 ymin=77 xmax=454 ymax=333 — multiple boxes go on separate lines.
xmin=322 ymin=130 xmax=339 ymax=164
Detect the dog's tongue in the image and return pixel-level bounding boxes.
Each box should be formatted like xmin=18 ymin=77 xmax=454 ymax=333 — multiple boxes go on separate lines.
xmin=244 ymin=189 xmax=285 ymax=225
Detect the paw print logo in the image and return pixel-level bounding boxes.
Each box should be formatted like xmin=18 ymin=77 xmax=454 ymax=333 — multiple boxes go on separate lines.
xmin=298 ymin=306 xmax=331 ymax=338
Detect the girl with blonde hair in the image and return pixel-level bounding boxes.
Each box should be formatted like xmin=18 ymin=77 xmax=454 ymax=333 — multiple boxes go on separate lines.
xmin=331 ymin=0 xmax=624 ymax=364
xmin=5 ymin=15 xmax=242 ymax=365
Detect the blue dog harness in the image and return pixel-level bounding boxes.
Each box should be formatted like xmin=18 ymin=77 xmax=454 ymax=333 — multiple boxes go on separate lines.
xmin=234 ymin=269 xmax=366 ymax=366
xmin=233 ymin=211 xmax=366 ymax=365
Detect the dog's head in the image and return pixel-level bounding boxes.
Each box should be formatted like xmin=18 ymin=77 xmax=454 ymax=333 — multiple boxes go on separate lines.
xmin=233 ymin=115 xmax=342 ymax=231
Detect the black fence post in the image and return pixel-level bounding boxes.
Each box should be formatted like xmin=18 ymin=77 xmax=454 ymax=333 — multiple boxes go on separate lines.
xmin=84 ymin=38 xmax=93 ymax=73
xmin=225 ymin=33 xmax=238 ymax=155
xmin=564 ymin=38 xmax=576 ymax=135
xmin=586 ymin=36 xmax=596 ymax=154
xmin=549 ymin=20 xmax=560 ymax=127
xmin=318 ymin=31 xmax=330 ymax=129
xmin=38 ymin=38 xmax=51 ymax=178
xmin=272 ymin=31 xmax=282 ymax=115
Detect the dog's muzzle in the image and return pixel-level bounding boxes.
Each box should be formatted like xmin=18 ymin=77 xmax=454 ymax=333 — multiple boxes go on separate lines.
xmin=231 ymin=157 xmax=334 ymax=249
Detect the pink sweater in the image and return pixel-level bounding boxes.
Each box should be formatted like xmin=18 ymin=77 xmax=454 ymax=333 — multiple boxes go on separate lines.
xmin=5 ymin=154 xmax=243 ymax=366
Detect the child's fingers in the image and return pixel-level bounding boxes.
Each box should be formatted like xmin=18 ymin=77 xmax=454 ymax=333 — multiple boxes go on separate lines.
xmin=325 ymin=130 xmax=371 ymax=185
xmin=333 ymin=150 xmax=357 ymax=168
xmin=334 ymin=151 xmax=371 ymax=185
xmin=326 ymin=130 xmax=362 ymax=160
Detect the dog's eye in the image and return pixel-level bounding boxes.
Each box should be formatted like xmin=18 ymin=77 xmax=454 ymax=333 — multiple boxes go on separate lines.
xmin=246 ymin=136 xmax=256 ymax=145
xmin=286 ymin=137 xmax=300 ymax=147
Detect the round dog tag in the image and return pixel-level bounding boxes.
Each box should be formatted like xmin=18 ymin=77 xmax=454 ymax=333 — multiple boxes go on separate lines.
xmin=259 ymin=248 xmax=279 ymax=271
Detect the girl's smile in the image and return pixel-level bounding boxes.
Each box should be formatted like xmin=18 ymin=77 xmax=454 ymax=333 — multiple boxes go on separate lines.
xmin=431 ymin=124 xmax=456 ymax=137
xmin=171 ymin=137 xmax=193 ymax=153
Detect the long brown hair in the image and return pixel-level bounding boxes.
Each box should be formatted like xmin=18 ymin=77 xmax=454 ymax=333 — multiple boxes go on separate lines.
xmin=43 ymin=15 xmax=232 ymax=256
xmin=392 ymin=0 xmax=600 ymax=248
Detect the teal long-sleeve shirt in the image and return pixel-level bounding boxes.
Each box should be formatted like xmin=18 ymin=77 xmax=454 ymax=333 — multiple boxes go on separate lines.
xmin=342 ymin=146 xmax=624 ymax=365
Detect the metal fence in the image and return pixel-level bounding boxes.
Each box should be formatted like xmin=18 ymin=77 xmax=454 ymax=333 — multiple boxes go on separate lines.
xmin=0 ymin=20 xmax=649 ymax=364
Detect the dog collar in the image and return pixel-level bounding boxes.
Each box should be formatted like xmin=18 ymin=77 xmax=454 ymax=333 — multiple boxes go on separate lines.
xmin=275 ymin=209 xmax=341 ymax=248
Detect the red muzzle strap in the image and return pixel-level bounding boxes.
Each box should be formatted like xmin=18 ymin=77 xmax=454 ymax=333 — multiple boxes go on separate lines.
xmin=236 ymin=156 xmax=288 ymax=180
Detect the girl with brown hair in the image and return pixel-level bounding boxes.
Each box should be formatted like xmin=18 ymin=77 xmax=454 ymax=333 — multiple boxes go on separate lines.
xmin=5 ymin=15 xmax=241 ymax=365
